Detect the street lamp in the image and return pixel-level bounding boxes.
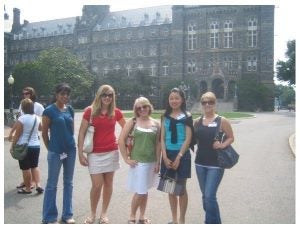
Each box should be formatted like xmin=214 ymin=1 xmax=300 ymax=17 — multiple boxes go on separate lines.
xmin=8 ymin=74 xmax=15 ymax=113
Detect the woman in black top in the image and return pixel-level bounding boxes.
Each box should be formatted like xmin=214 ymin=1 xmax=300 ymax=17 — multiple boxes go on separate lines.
xmin=194 ymin=92 xmax=234 ymax=224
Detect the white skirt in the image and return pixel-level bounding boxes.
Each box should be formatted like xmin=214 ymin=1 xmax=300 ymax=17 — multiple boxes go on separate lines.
xmin=127 ymin=162 xmax=159 ymax=194
xmin=87 ymin=150 xmax=120 ymax=174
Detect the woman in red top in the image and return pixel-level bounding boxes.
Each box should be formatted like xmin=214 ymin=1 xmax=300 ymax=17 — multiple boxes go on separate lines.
xmin=78 ymin=85 xmax=126 ymax=224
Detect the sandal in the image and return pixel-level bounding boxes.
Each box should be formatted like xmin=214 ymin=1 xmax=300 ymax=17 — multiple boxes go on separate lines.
xmin=17 ymin=188 xmax=32 ymax=194
xmin=36 ymin=187 xmax=44 ymax=194
xmin=17 ymin=183 xmax=35 ymax=189
xmin=138 ymin=218 xmax=151 ymax=224
xmin=84 ymin=216 xmax=95 ymax=224
xmin=99 ymin=216 xmax=109 ymax=224
xmin=128 ymin=219 xmax=136 ymax=224
xmin=61 ymin=218 xmax=75 ymax=224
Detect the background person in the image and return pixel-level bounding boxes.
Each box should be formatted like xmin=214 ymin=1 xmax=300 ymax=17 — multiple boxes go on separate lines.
xmin=10 ymin=98 xmax=43 ymax=194
xmin=159 ymin=87 xmax=193 ymax=224
xmin=41 ymin=83 xmax=76 ymax=224
xmin=77 ymin=84 xmax=125 ymax=224
xmin=118 ymin=97 xmax=161 ymax=224
xmin=8 ymin=86 xmax=44 ymax=190
xmin=193 ymin=91 xmax=234 ymax=224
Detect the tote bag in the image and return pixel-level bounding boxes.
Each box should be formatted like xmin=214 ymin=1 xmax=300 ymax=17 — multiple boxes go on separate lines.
xmin=83 ymin=109 xmax=94 ymax=153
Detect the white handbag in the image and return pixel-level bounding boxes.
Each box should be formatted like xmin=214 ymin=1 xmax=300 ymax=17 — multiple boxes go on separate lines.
xmin=83 ymin=108 xmax=94 ymax=153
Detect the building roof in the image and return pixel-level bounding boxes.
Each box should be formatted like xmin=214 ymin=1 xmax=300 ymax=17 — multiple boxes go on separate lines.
xmin=93 ymin=5 xmax=172 ymax=31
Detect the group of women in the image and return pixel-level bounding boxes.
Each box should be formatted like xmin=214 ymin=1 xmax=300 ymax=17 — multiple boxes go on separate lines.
xmin=10 ymin=83 xmax=234 ymax=224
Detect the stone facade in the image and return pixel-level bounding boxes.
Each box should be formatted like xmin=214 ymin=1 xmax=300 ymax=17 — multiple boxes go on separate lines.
xmin=4 ymin=5 xmax=274 ymax=108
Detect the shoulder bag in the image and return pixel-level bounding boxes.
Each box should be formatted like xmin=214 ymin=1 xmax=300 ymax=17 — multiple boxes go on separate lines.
xmin=83 ymin=108 xmax=94 ymax=153
xmin=125 ymin=117 xmax=136 ymax=155
xmin=215 ymin=116 xmax=239 ymax=169
xmin=12 ymin=116 xmax=37 ymax=160
xmin=157 ymin=170 xmax=185 ymax=196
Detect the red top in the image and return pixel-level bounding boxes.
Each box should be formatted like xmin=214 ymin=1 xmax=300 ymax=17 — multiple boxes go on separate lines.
xmin=83 ymin=107 xmax=123 ymax=153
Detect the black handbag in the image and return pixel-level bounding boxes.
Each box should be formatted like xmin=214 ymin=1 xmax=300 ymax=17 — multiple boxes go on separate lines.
xmin=11 ymin=117 xmax=37 ymax=161
xmin=214 ymin=116 xmax=239 ymax=169
xmin=157 ymin=170 xmax=185 ymax=196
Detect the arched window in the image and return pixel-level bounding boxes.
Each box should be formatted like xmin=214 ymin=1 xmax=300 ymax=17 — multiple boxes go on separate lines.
xmin=187 ymin=59 xmax=196 ymax=73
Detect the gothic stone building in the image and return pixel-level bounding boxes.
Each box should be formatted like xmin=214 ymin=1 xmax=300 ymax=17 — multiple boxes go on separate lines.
xmin=4 ymin=5 xmax=274 ymax=109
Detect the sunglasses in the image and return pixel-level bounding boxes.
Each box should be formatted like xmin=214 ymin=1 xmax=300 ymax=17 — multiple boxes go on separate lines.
xmin=22 ymin=92 xmax=30 ymax=96
xmin=136 ymin=105 xmax=149 ymax=111
xmin=100 ymin=93 xmax=113 ymax=98
xmin=201 ymin=101 xmax=215 ymax=106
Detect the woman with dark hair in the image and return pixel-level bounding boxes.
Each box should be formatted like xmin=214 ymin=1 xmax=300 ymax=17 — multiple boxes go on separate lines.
xmin=159 ymin=88 xmax=194 ymax=224
xmin=41 ymin=83 xmax=76 ymax=224
xmin=10 ymin=98 xmax=43 ymax=194
xmin=9 ymin=86 xmax=44 ymax=189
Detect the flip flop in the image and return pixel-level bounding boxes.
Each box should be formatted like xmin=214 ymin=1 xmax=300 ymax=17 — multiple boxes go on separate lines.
xmin=99 ymin=216 xmax=109 ymax=224
xmin=128 ymin=219 xmax=136 ymax=224
xmin=36 ymin=187 xmax=44 ymax=194
xmin=138 ymin=218 xmax=151 ymax=224
xmin=17 ymin=188 xmax=32 ymax=194
xmin=84 ymin=216 xmax=95 ymax=224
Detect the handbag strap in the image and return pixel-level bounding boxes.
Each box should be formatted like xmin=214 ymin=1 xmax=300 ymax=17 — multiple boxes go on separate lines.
xmin=88 ymin=107 xmax=93 ymax=125
xmin=26 ymin=116 xmax=37 ymax=144
xmin=128 ymin=117 xmax=137 ymax=136
xmin=214 ymin=116 xmax=222 ymax=141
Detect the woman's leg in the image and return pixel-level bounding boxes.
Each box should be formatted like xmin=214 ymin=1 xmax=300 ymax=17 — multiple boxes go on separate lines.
xmin=169 ymin=194 xmax=178 ymax=224
xmin=100 ymin=171 xmax=114 ymax=220
xmin=22 ymin=169 xmax=32 ymax=191
xmin=179 ymin=189 xmax=188 ymax=224
xmin=138 ymin=194 xmax=148 ymax=220
xmin=89 ymin=173 xmax=104 ymax=218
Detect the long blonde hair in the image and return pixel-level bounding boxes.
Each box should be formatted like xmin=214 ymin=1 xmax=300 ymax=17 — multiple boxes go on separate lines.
xmin=91 ymin=85 xmax=116 ymax=118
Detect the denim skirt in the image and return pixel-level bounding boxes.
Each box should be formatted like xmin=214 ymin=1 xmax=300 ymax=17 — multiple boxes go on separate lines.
xmin=160 ymin=149 xmax=191 ymax=179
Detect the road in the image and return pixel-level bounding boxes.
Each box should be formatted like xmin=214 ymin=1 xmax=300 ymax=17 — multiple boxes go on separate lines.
xmin=3 ymin=110 xmax=295 ymax=224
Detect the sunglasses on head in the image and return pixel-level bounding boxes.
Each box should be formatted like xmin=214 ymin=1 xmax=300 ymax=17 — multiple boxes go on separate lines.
xmin=100 ymin=93 xmax=113 ymax=98
xmin=136 ymin=105 xmax=149 ymax=111
xmin=201 ymin=100 xmax=215 ymax=106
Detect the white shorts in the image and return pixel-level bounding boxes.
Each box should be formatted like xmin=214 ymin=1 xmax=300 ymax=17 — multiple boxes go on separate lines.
xmin=87 ymin=150 xmax=120 ymax=174
xmin=127 ymin=162 xmax=159 ymax=194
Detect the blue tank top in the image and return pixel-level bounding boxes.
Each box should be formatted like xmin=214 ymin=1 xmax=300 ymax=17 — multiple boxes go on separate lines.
xmin=164 ymin=115 xmax=186 ymax=150
xmin=43 ymin=104 xmax=76 ymax=153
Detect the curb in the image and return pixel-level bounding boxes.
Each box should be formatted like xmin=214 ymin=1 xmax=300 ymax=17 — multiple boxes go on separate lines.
xmin=289 ymin=133 xmax=295 ymax=157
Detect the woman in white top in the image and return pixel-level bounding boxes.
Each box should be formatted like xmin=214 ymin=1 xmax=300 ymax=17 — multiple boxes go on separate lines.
xmin=8 ymin=87 xmax=44 ymax=189
xmin=10 ymin=98 xmax=43 ymax=194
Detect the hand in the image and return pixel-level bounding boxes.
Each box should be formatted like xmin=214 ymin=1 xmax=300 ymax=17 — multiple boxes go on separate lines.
xmin=126 ymin=159 xmax=138 ymax=168
xmin=213 ymin=141 xmax=225 ymax=149
xmin=163 ymin=157 xmax=173 ymax=169
xmin=79 ymin=153 xmax=88 ymax=166
xmin=171 ymin=157 xmax=180 ymax=170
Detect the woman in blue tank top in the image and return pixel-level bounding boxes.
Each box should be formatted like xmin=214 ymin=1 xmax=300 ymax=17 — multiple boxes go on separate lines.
xmin=159 ymin=87 xmax=194 ymax=224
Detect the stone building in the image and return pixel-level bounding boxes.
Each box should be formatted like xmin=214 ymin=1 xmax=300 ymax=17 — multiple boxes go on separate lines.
xmin=4 ymin=5 xmax=274 ymax=110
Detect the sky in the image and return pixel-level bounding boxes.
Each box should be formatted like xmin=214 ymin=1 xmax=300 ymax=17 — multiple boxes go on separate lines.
xmin=2 ymin=0 xmax=298 ymax=64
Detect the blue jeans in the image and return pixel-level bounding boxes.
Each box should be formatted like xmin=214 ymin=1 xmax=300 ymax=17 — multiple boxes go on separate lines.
xmin=195 ymin=164 xmax=224 ymax=224
xmin=42 ymin=149 xmax=76 ymax=223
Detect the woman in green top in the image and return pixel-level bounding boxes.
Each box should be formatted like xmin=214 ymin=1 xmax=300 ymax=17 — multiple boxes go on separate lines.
xmin=119 ymin=97 xmax=160 ymax=224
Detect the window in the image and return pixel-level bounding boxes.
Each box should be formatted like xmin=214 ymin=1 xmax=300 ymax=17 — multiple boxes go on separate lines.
xmin=103 ymin=67 xmax=109 ymax=76
xmin=150 ymin=63 xmax=157 ymax=76
xmin=224 ymin=20 xmax=233 ymax=48
xmin=150 ymin=46 xmax=157 ymax=56
xmin=210 ymin=22 xmax=219 ymax=49
xmin=187 ymin=59 xmax=196 ymax=73
xmin=162 ymin=61 xmax=169 ymax=76
xmin=126 ymin=65 xmax=132 ymax=76
xmin=138 ymin=64 xmax=144 ymax=71
xmin=248 ymin=18 xmax=257 ymax=47
xmin=247 ymin=56 xmax=257 ymax=71
xmin=188 ymin=23 xmax=197 ymax=50
xmin=224 ymin=57 xmax=233 ymax=70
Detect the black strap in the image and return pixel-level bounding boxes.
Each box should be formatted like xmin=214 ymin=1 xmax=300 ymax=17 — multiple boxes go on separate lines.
xmin=214 ymin=116 xmax=222 ymax=141
xmin=128 ymin=117 xmax=136 ymax=136
xmin=26 ymin=116 xmax=37 ymax=144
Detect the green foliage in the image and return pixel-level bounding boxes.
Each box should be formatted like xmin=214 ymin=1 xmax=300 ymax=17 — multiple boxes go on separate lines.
xmin=237 ymin=77 xmax=274 ymax=111
xmin=11 ymin=48 xmax=95 ymax=107
xmin=275 ymin=84 xmax=295 ymax=106
xmin=276 ymin=40 xmax=295 ymax=85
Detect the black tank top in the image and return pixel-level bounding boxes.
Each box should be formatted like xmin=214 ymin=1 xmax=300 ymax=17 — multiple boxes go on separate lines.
xmin=194 ymin=116 xmax=220 ymax=166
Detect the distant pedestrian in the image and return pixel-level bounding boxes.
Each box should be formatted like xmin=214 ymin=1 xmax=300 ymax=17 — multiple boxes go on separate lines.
xmin=159 ymin=87 xmax=194 ymax=224
xmin=77 ymin=84 xmax=126 ymax=224
xmin=118 ymin=97 xmax=161 ymax=224
xmin=193 ymin=91 xmax=234 ymax=224
xmin=41 ymin=83 xmax=76 ymax=224
xmin=8 ymin=86 xmax=44 ymax=190
xmin=10 ymin=98 xmax=43 ymax=194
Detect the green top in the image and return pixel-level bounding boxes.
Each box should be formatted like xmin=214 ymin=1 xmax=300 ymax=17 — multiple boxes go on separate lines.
xmin=131 ymin=126 xmax=158 ymax=163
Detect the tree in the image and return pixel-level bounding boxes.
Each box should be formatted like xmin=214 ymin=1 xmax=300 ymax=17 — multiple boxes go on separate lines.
xmin=11 ymin=48 xmax=95 ymax=107
xmin=276 ymin=40 xmax=295 ymax=85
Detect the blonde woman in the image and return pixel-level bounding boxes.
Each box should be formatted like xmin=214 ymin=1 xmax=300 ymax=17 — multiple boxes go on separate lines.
xmin=78 ymin=85 xmax=126 ymax=224
xmin=119 ymin=97 xmax=160 ymax=224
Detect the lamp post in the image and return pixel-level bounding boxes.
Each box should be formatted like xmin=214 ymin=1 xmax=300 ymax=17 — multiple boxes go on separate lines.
xmin=8 ymin=74 xmax=15 ymax=114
